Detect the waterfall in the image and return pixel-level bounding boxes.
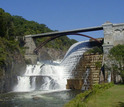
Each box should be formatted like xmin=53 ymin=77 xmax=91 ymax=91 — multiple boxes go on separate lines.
xmin=14 ymin=40 xmax=91 ymax=92
xmin=82 ymin=68 xmax=90 ymax=90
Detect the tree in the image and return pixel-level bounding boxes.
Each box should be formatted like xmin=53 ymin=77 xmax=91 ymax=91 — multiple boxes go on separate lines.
xmin=0 ymin=8 xmax=77 ymax=51
xmin=109 ymin=44 xmax=124 ymax=83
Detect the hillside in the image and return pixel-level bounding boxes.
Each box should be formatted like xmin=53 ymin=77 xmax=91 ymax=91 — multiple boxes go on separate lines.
xmin=0 ymin=8 xmax=77 ymax=92
xmin=0 ymin=8 xmax=77 ymax=51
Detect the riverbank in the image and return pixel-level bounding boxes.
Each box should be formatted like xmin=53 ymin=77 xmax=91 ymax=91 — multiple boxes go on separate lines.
xmin=64 ymin=84 xmax=124 ymax=107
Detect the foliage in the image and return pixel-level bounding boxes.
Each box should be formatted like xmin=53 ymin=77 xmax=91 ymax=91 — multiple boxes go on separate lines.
xmin=0 ymin=8 xmax=16 ymax=39
xmin=109 ymin=44 xmax=124 ymax=83
xmin=0 ymin=8 xmax=77 ymax=51
xmin=95 ymin=61 xmax=102 ymax=69
xmin=0 ymin=8 xmax=77 ymax=75
xmin=0 ymin=37 xmax=23 ymax=70
xmin=86 ymin=46 xmax=103 ymax=54
xmin=64 ymin=83 xmax=114 ymax=107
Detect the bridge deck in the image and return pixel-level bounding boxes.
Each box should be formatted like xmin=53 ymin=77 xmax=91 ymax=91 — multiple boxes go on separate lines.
xmin=25 ymin=26 xmax=103 ymax=38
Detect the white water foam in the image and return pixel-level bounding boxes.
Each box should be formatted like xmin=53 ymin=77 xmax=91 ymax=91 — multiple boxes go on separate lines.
xmin=14 ymin=40 xmax=90 ymax=92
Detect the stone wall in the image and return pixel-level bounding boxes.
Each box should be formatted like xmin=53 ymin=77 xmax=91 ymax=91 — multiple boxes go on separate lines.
xmin=102 ymin=22 xmax=124 ymax=83
xmin=102 ymin=22 xmax=124 ymax=65
xmin=66 ymin=53 xmax=103 ymax=90
xmin=24 ymin=37 xmax=38 ymax=64
xmin=25 ymin=54 xmax=38 ymax=64
xmin=103 ymin=22 xmax=124 ymax=47
xmin=24 ymin=37 xmax=66 ymax=64
xmin=38 ymin=47 xmax=66 ymax=61
xmin=66 ymin=79 xmax=83 ymax=89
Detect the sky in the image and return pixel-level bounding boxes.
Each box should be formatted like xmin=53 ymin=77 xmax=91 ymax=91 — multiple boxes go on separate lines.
xmin=1 ymin=0 xmax=124 ymax=41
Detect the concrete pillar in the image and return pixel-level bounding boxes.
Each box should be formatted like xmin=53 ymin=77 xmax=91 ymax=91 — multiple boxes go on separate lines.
xmin=24 ymin=37 xmax=37 ymax=64
xmin=102 ymin=22 xmax=113 ymax=55
xmin=102 ymin=22 xmax=114 ymax=83
xmin=103 ymin=22 xmax=124 ymax=50
xmin=24 ymin=37 xmax=36 ymax=55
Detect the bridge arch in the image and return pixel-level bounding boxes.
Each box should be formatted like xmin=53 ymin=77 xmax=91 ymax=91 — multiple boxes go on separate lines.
xmin=34 ymin=33 xmax=101 ymax=54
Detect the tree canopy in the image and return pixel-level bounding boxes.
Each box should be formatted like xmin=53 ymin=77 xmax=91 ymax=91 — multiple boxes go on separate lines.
xmin=0 ymin=8 xmax=77 ymax=51
xmin=109 ymin=44 xmax=124 ymax=63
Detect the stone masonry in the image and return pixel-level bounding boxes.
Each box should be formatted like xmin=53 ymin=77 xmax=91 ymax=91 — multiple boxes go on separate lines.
xmin=102 ymin=22 xmax=124 ymax=60
xmin=102 ymin=22 xmax=124 ymax=83
xmin=24 ymin=37 xmax=37 ymax=64
xmin=66 ymin=53 xmax=103 ymax=90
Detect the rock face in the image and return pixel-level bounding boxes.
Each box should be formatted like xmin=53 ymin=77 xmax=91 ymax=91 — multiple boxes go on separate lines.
xmin=0 ymin=46 xmax=65 ymax=93
xmin=0 ymin=51 xmax=26 ymax=93
xmin=66 ymin=79 xmax=83 ymax=89
xmin=38 ymin=47 xmax=66 ymax=61
xmin=66 ymin=53 xmax=103 ymax=90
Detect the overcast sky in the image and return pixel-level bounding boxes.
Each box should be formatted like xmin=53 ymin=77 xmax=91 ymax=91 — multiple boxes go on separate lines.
xmin=1 ymin=0 xmax=124 ymax=41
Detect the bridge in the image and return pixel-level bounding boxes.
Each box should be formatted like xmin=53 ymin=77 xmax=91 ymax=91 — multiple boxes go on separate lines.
xmin=24 ymin=22 xmax=124 ymax=89
xmin=24 ymin=22 xmax=124 ymax=64
xmin=25 ymin=26 xmax=103 ymax=38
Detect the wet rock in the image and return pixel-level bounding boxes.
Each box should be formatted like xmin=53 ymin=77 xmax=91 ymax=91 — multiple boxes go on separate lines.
xmin=32 ymin=96 xmax=40 ymax=100
xmin=38 ymin=47 xmax=66 ymax=61
xmin=0 ymin=99 xmax=3 ymax=101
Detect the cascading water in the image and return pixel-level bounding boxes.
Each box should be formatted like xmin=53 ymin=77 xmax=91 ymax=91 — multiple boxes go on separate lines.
xmin=61 ymin=40 xmax=90 ymax=76
xmin=82 ymin=68 xmax=90 ymax=90
xmin=14 ymin=62 xmax=66 ymax=92
xmin=14 ymin=40 xmax=91 ymax=92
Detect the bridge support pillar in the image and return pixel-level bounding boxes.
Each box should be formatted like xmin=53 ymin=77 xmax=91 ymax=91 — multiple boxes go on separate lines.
xmin=102 ymin=22 xmax=114 ymax=83
xmin=24 ymin=37 xmax=37 ymax=64
xmin=102 ymin=22 xmax=124 ymax=82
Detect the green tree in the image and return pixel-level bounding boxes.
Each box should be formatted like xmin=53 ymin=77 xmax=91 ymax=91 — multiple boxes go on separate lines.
xmin=0 ymin=8 xmax=77 ymax=51
xmin=109 ymin=44 xmax=124 ymax=83
xmin=0 ymin=8 xmax=15 ymax=39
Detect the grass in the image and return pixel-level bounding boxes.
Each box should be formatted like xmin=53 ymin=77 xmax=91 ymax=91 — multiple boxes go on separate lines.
xmin=64 ymin=84 xmax=124 ymax=107
xmin=86 ymin=85 xmax=124 ymax=107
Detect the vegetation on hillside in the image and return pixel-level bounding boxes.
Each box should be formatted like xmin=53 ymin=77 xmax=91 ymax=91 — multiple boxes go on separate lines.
xmin=108 ymin=44 xmax=124 ymax=83
xmin=85 ymin=46 xmax=103 ymax=54
xmin=0 ymin=8 xmax=77 ymax=51
xmin=0 ymin=8 xmax=77 ymax=71
xmin=0 ymin=37 xmax=25 ymax=74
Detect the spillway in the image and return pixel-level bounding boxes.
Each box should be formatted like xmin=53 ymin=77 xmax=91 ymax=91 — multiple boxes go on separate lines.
xmin=14 ymin=40 xmax=91 ymax=92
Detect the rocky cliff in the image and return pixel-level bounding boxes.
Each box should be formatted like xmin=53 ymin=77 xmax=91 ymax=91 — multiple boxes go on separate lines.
xmin=0 ymin=49 xmax=26 ymax=93
xmin=38 ymin=47 xmax=66 ymax=61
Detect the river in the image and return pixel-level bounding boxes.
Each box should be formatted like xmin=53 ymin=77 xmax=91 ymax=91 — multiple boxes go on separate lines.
xmin=0 ymin=90 xmax=82 ymax=107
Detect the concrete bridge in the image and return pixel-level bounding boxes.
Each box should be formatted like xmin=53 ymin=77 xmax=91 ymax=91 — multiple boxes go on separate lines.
xmin=24 ymin=22 xmax=124 ymax=64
